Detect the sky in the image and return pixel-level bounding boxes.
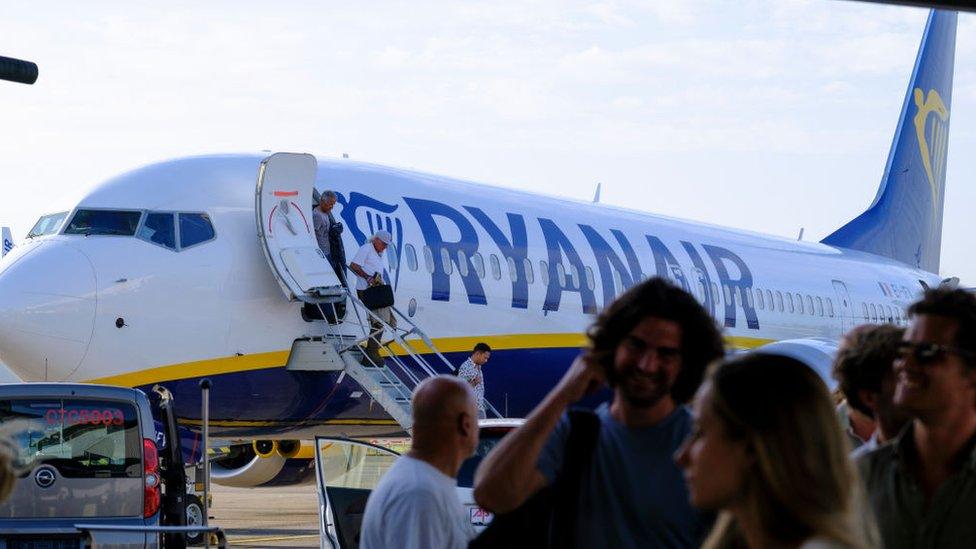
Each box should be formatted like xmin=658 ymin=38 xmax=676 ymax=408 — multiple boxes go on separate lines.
xmin=1 ymin=1 xmax=974 ymax=281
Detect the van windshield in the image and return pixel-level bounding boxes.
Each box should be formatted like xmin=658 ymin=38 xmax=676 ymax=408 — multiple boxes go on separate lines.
xmin=0 ymin=399 xmax=142 ymax=478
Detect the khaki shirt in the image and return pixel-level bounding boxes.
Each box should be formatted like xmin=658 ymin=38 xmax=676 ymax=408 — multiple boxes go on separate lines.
xmin=857 ymin=423 xmax=976 ymax=549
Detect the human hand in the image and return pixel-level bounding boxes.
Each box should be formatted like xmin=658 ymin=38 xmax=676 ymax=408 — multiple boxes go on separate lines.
xmin=552 ymin=353 xmax=605 ymax=406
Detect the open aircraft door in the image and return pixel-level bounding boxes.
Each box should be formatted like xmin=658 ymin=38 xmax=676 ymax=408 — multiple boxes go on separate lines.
xmin=314 ymin=436 xmax=402 ymax=549
xmin=256 ymin=152 xmax=344 ymax=304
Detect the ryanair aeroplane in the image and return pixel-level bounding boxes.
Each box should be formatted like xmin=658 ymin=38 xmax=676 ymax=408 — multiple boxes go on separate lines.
xmin=0 ymin=10 xmax=957 ymax=487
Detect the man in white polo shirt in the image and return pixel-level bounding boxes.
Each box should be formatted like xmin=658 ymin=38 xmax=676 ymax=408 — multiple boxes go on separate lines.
xmin=350 ymin=230 xmax=395 ymax=364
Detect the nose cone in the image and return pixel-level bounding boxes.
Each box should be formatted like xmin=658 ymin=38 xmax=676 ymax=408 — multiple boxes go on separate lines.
xmin=0 ymin=241 xmax=96 ymax=380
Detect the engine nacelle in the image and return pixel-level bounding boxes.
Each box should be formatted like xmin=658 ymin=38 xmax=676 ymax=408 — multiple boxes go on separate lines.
xmin=211 ymin=441 xmax=318 ymax=488
xmin=211 ymin=445 xmax=286 ymax=488
xmin=755 ymin=338 xmax=839 ymax=391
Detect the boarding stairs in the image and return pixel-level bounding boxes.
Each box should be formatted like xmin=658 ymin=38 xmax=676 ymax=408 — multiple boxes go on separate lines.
xmin=289 ymin=293 xmax=503 ymax=432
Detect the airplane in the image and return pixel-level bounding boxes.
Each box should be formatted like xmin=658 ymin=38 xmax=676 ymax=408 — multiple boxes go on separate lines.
xmin=0 ymin=9 xmax=957 ymax=488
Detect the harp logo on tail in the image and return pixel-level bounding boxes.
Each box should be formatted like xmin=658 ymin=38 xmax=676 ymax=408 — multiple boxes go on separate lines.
xmin=913 ymin=88 xmax=949 ymax=212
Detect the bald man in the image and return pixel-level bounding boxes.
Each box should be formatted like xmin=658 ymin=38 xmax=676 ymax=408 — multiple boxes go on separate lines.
xmin=360 ymin=376 xmax=480 ymax=549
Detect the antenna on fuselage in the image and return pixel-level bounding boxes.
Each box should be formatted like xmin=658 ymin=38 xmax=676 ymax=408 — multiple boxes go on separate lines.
xmin=797 ymin=227 xmax=805 ymax=241
xmin=0 ymin=55 xmax=38 ymax=85
xmin=592 ymin=182 xmax=602 ymax=204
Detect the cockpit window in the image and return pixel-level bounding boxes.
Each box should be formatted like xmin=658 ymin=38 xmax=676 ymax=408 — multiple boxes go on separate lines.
xmin=27 ymin=212 xmax=68 ymax=238
xmin=179 ymin=213 xmax=215 ymax=249
xmin=64 ymin=210 xmax=142 ymax=236
xmin=137 ymin=213 xmax=176 ymax=250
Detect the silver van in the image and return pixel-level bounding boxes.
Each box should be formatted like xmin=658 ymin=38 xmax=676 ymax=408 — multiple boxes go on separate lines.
xmin=0 ymin=383 xmax=161 ymax=548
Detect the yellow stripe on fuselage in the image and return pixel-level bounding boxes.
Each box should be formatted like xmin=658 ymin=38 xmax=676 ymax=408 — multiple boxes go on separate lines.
xmin=84 ymin=333 xmax=773 ymax=388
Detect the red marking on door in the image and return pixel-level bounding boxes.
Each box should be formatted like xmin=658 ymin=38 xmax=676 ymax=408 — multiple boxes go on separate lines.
xmin=274 ymin=190 xmax=299 ymax=197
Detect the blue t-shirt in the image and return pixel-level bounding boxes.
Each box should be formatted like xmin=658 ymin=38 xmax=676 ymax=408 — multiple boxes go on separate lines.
xmin=537 ymin=403 xmax=711 ymax=549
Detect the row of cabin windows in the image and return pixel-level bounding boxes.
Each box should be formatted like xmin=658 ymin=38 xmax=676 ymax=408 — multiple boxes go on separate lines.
xmin=399 ymin=244 xmax=599 ymax=290
xmin=861 ymin=302 xmax=908 ymax=326
xmin=750 ymin=287 xmax=834 ymax=318
xmin=397 ymin=244 xmax=909 ymax=325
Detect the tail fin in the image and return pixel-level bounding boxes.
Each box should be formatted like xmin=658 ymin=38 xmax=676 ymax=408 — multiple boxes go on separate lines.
xmin=1 ymin=227 xmax=12 ymax=257
xmin=822 ymin=10 xmax=956 ymax=274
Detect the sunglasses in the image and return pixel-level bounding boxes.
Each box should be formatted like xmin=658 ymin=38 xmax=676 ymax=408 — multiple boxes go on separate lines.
xmin=896 ymin=341 xmax=976 ymax=365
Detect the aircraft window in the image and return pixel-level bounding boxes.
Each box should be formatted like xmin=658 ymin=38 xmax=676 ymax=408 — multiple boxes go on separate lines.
xmin=775 ymin=291 xmax=783 ymax=312
xmin=456 ymin=250 xmax=469 ymax=277
xmin=744 ymin=288 xmax=753 ymax=308
xmin=697 ymin=280 xmax=707 ymax=304
xmin=423 ymin=246 xmax=434 ymax=273
xmin=861 ymin=303 xmax=869 ymax=320
xmin=507 ymin=257 xmax=517 ymax=281
xmin=585 ymin=266 xmax=595 ymax=291
xmin=816 ymin=296 xmax=824 ymax=316
xmin=826 ymin=298 xmax=834 ymax=317
xmin=886 ymin=305 xmax=894 ymax=323
xmin=805 ymin=295 xmax=814 ymax=316
xmin=794 ymin=293 xmax=802 ymax=314
xmin=179 ymin=213 xmax=215 ymax=249
xmin=388 ymin=245 xmax=399 ymax=271
xmin=555 ymin=262 xmax=566 ymax=287
xmin=441 ymin=248 xmax=454 ymax=275
xmin=523 ymin=258 xmax=534 ymax=284
xmin=472 ymin=252 xmax=485 ymax=279
xmin=711 ymin=283 xmax=719 ymax=304
xmin=490 ymin=254 xmax=501 ymax=280
xmin=870 ymin=303 xmax=878 ymax=322
xmin=540 ymin=260 xmax=549 ymax=286
xmin=786 ymin=292 xmax=794 ymax=313
xmin=723 ymin=285 xmax=732 ymax=305
xmin=766 ymin=290 xmax=773 ymax=310
xmin=137 ymin=212 xmax=176 ymax=250
xmin=570 ymin=264 xmax=581 ymax=288
xmin=27 ymin=211 xmax=68 ymax=238
xmin=756 ymin=288 xmax=765 ymax=310
xmin=64 ymin=209 xmax=142 ymax=236
xmin=405 ymin=244 xmax=418 ymax=272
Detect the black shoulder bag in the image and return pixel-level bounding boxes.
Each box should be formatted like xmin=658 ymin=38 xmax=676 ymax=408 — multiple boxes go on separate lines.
xmin=470 ymin=409 xmax=601 ymax=549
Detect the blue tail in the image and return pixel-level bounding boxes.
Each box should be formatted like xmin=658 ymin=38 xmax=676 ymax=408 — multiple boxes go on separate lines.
xmin=822 ymin=10 xmax=956 ymax=274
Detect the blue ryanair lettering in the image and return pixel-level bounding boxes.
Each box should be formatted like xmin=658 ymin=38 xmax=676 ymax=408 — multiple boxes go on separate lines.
xmin=465 ymin=207 xmax=529 ymax=309
xmin=579 ymin=225 xmax=643 ymax=307
xmin=539 ymin=218 xmax=597 ymax=314
xmin=703 ymin=244 xmax=759 ymax=330
xmin=681 ymin=241 xmax=716 ymax=318
xmin=404 ymin=198 xmax=486 ymax=305
xmin=646 ymin=235 xmax=690 ymax=291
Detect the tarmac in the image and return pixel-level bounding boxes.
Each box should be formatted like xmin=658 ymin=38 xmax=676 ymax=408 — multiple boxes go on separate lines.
xmin=210 ymin=483 xmax=320 ymax=548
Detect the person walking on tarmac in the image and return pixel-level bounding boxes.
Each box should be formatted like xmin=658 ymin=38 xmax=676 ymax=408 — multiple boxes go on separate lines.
xmin=350 ymin=230 xmax=395 ymax=365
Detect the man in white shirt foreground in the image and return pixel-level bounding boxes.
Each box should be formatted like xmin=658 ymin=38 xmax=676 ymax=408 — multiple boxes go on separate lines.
xmin=360 ymin=376 xmax=479 ymax=549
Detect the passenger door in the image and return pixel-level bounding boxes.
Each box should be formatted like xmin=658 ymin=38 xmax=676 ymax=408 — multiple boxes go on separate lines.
xmin=256 ymin=153 xmax=344 ymax=303
xmin=314 ymin=437 xmax=402 ymax=549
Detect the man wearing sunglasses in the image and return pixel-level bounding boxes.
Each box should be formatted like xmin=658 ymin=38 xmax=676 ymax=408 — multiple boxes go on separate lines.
xmin=858 ymin=288 xmax=976 ymax=549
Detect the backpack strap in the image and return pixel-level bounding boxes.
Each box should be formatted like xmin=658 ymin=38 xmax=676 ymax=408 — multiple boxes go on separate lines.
xmin=548 ymin=408 xmax=601 ymax=548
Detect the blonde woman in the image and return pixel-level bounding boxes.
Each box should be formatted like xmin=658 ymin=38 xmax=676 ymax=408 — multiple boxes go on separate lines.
xmin=675 ymin=353 xmax=876 ymax=549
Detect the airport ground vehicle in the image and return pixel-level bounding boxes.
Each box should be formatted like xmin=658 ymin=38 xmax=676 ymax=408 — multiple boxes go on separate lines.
xmin=0 ymin=383 xmax=163 ymax=548
xmin=314 ymin=419 xmax=522 ymax=549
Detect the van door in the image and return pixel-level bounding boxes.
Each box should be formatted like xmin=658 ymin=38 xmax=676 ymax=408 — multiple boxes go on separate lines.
xmin=314 ymin=436 xmax=402 ymax=549
xmin=256 ymin=153 xmax=344 ymax=303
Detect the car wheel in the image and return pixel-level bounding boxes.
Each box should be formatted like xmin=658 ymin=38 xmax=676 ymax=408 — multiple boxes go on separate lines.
xmin=185 ymin=495 xmax=205 ymax=545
